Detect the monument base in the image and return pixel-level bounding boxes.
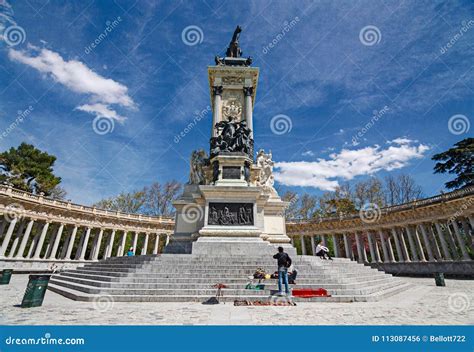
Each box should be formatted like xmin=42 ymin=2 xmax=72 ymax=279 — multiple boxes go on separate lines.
xmin=192 ymin=236 xmax=297 ymax=257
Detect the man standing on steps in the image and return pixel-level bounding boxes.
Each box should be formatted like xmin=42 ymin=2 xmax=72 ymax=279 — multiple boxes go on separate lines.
xmin=273 ymin=246 xmax=292 ymax=296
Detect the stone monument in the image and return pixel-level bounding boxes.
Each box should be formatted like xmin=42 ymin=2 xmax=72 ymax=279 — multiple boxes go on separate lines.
xmin=168 ymin=26 xmax=294 ymax=256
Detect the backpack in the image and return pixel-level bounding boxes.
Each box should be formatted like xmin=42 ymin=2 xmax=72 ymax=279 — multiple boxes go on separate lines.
xmin=284 ymin=254 xmax=292 ymax=268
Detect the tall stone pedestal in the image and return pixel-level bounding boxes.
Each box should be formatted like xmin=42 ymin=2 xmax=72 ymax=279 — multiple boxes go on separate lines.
xmin=167 ymin=29 xmax=292 ymax=257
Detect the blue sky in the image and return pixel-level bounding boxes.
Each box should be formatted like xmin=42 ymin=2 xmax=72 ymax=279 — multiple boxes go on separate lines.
xmin=0 ymin=0 xmax=472 ymax=205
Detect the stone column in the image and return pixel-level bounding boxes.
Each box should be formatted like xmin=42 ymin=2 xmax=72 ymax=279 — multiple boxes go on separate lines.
xmin=399 ymin=229 xmax=411 ymax=262
xmin=165 ymin=233 xmax=170 ymax=246
xmin=442 ymin=222 xmax=458 ymax=259
xmin=419 ymin=223 xmax=435 ymax=262
xmin=413 ymin=226 xmax=427 ymax=261
xmin=16 ymin=218 xmax=35 ymax=258
xmin=0 ymin=218 xmax=7 ymax=241
xmin=434 ymin=221 xmax=452 ymax=260
xmin=211 ymin=86 xmax=223 ymax=137
xmin=300 ymin=234 xmax=306 ymax=255
xmin=64 ymin=226 xmax=78 ymax=260
xmin=451 ymin=220 xmax=470 ymax=260
xmin=355 ymin=232 xmax=364 ymax=263
xmin=105 ymin=230 xmax=116 ymax=259
xmin=367 ymin=232 xmax=377 ymax=263
xmin=33 ymin=221 xmax=50 ymax=259
xmin=8 ymin=219 xmax=25 ymax=257
xmin=0 ymin=217 xmax=18 ymax=257
xmin=243 ymin=86 xmax=254 ymax=138
xmin=59 ymin=226 xmax=72 ymax=259
xmin=117 ymin=231 xmax=127 ymax=256
xmin=78 ymin=227 xmax=91 ymax=260
xmin=27 ymin=225 xmax=40 ymax=258
xmin=405 ymin=225 xmax=419 ymax=261
xmin=428 ymin=224 xmax=443 ymax=260
xmin=310 ymin=235 xmax=316 ymax=256
xmin=461 ymin=218 xmax=474 ymax=253
xmin=332 ymin=234 xmax=341 ymax=257
xmin=153 ymin=233 xmax=161 ymax=254
xmin=391 ymin=228 xmax=405 ymax=262
xmin=343 ymin=233 xmax=351 ymax=259
xmin=49 ymin=223 xmax=64 ymax=259
xmin=378 ymin=230 xmax=390 ymax=263
xmin=132 ymin=232 xmax=138 ymax=254
xmin=44 ymin=224 xmax=58 ymax=259
xmin=141 ymin=233 xmax=149 ymax=255
xmin=92 ymin=229 xmax=104 ymax=260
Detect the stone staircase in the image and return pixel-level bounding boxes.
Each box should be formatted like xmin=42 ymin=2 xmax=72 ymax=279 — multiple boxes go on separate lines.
xmin=47 ymin=254 xmax=410 ymax=303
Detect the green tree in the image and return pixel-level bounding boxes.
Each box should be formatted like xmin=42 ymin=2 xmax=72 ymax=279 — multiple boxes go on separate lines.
xmin=0 ymin=142 xmax=62 ymax=196
xmin=432 ymin=138 xmax=473 ymax=189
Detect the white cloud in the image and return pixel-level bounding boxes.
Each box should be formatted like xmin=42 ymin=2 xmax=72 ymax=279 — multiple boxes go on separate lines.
xmin=301 ymin=150 xmax=315 ymax=157
xmin=8 ymin=46 xmax=136 ymax=121
xmin=274 ymin=139 xmax=430 ymax=191
xmin=76 ymin=103 xmax=125 ymax=122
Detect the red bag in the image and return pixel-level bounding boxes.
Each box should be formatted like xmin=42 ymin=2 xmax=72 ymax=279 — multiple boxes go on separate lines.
xmin=292 ymin=288 xmax=330 ymax=298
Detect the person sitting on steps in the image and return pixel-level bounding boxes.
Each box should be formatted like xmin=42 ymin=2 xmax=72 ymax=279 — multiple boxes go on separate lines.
xmin=315 ymin=241 xmax=333 ymax=260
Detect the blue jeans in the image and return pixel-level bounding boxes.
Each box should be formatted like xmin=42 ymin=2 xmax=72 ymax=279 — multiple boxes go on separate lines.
xmin=278 ymin=267 xmax=289 ymax=294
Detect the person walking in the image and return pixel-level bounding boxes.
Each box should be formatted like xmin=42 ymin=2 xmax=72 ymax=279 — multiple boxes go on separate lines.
xmin=273 ymin=246 xmax=292 ymax=296
xmin=315 ymin=241 xmax=333 ymax=260
xmin=127 ymin=247 xmax=135 ymax=256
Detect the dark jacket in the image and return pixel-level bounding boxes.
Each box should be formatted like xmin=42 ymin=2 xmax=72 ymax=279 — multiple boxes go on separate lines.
xmin=273 ymin=252 xmax=291 ymax=269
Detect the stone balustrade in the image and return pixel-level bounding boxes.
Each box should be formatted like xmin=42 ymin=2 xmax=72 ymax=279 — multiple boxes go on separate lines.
xmin=1 ymin=184 xmax=473 ymax=275
xmin=0 ymin=185 xmax=174 ymax=271
xmin=286 ymin=186 xmax=474 ymax=276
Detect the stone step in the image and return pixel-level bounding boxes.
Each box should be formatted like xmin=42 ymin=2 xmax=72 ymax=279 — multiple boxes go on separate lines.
xmin=57 ymin=272 xmax=399 ymax=287
xmin=47 ymin=283 xmax=360 ymax=303
xmin=69 ymin=268 xmax=390 ymax=281
xmin=51 ymin=275 xmax=403 ymax=295
xmin=48 ymin=283 xmax=408 ymax=303
xmin=53 ymin=273 xmax=400 ymax=288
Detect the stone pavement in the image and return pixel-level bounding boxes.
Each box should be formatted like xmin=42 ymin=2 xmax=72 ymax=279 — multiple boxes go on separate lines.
xmin=0 ymin=275 xmax=472 ymax=325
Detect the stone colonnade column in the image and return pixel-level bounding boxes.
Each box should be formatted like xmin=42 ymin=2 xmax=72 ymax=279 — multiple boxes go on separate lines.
xmin=64 ymin=226 xmax=79 ymax=260
xmin=212 ymin=86 xmax=223 ymax=137
xmin=78 ymin=227 xmax=91 ymax=260
xmin=153 ymin=233 xmax=161 ymax=255
xmin=141 ymin=233 xmax=149 ymax=255
xmin=0 ymin=217 xmax=18 ymax=257
xmin=32 ymin=221 xmax=50 ymax=259
xmin=16 ymin=218 xmax=35 ymax=258
xmin=243 ymin=86 xmax=254 ymax=139
xmin=300 ymin=234 xmax=306 ymax=255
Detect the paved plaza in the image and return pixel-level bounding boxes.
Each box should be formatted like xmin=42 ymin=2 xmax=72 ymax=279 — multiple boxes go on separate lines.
xmin=1 ymin=275 xmax=472 ymax=325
